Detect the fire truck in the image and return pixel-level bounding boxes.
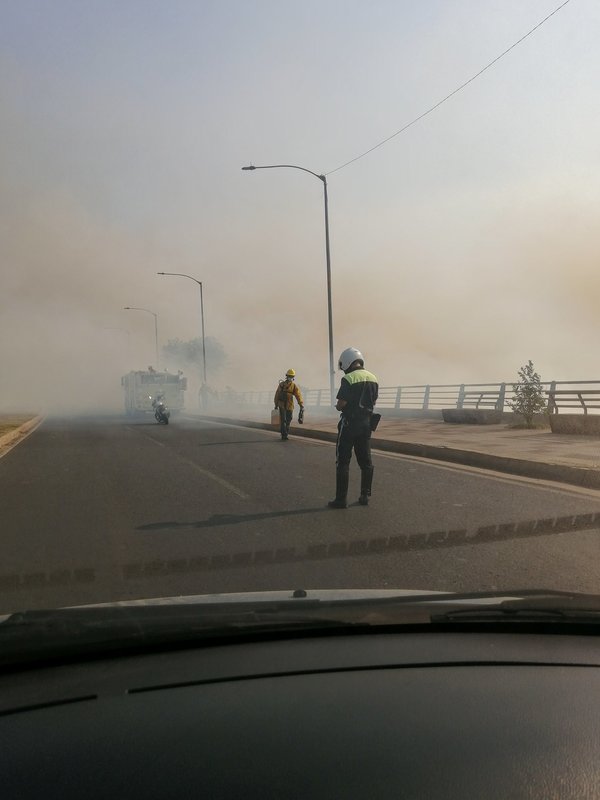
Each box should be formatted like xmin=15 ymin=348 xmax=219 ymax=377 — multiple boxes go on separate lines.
xmin=121 ymin=369 xmax=187 ymax=416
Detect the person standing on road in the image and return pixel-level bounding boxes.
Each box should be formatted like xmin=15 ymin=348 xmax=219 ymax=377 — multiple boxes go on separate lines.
xmin=328 ymin=347 xmax=379 ymax=508
xmin=274 ymin=369 xmax=304 ymax=441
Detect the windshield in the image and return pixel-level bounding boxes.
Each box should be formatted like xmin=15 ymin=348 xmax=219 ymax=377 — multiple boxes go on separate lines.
xmin=2 ymin=0 xmax=600 ymax=625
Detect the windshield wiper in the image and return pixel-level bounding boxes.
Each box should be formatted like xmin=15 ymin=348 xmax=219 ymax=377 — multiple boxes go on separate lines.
xmin=432 ymin=594 xmax=600 ymax=624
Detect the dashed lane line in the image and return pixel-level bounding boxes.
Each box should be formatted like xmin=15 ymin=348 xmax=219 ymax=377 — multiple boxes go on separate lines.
xmin=131 ymin=427 xmax=250 ymax=500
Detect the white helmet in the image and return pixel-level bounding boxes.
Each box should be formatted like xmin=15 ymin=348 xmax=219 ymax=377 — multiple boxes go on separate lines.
xmin=338 ymin=347 xmax=364 ymax=372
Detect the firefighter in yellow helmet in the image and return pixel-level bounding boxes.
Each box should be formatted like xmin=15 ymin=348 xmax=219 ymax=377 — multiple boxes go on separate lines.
xmin=274 ymin=368 xmax=304 ymax=440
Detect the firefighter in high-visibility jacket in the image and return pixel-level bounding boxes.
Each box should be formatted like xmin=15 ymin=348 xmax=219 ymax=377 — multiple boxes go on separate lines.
xmin=329 ymin=347 xmax=379 ymax=508
xmin=274 ymin=369 xmax=304 ymax=440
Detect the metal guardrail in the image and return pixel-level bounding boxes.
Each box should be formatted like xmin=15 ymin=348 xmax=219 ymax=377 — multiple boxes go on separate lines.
xmin=217 ymin=380 xmax=600 ymax=414
xmin=229 ymin=382 xmax=516 ymax=411
xmin=546 ymin=381 xmax=600 ymax=414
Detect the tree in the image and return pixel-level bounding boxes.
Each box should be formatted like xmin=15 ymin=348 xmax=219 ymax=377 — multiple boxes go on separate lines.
xmin=162 ymin=337 xmax=226 ymax=381
xmin=508 ymin=360 xmax=547 ymax=428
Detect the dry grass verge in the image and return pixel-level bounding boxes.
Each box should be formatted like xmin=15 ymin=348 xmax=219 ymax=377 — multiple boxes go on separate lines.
xmin=0 ymin=415 xmax=35 ymax=439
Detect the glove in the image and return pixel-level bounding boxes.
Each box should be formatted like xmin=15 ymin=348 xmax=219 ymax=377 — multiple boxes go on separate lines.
xmin=298 ymin=407 xmax=305 ymax=424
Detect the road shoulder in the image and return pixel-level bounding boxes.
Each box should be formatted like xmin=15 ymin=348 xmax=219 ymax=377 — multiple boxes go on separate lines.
xmin=0 ymin=416 xmax=43 ymax=458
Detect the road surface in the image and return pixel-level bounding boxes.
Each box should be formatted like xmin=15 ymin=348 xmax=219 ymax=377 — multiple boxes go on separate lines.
xmin=1 ymin=414 xmax=600 ymax=612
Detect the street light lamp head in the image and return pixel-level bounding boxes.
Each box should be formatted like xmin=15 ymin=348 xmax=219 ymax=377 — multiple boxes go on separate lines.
xmin=124 ymin=306 xmax=131 ymax=309
xmin=241 ymin=165 xmax=256 ymax=171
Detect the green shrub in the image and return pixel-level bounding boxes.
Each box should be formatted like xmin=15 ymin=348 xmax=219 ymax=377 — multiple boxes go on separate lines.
xmin=509 ymin=361 xmax=547 ymax=428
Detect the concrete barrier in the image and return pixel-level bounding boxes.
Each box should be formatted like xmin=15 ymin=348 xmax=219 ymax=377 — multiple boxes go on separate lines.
xmin=549 ymin=414 xmax=600 ymax=435
xmin=442 ymin=408 xmax=503 ymax=425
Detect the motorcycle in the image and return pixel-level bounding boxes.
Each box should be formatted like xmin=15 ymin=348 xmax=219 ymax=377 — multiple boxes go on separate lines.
xmin=151 ymin=396 xmax=170 ymax=425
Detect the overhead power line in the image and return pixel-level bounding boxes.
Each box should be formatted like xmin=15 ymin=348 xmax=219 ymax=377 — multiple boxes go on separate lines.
xmin=326 ymin=0 xmax=573 ymax=176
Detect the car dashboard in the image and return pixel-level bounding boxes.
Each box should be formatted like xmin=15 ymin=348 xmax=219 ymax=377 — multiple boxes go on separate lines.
xmin=2 ymin=627 xmax=600 ymax=798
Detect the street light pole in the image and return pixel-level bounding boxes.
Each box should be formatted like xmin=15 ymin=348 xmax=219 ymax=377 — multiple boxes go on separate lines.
xmin=157 ymin=273 xmax=207 ymax=384
xmin=123 ymin=307 xmax=159 ymax=369
xmin=242 ymin=163 xmax=336 ymax=405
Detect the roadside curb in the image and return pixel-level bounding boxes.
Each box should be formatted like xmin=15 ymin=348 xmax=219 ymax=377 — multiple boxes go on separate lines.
xmin=0 ymin=416 xmax=43 ymax=452
xmin=195 ymin=415 xmax=600 ymax=491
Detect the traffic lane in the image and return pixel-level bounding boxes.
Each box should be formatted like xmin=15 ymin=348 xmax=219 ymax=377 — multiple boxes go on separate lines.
xmin=0 ymin=416 xmax=262 ymax=571
xmin=0 ymin=416 xmax=335 ymax=610
xmin=94 ymin=418 xmax=600 ymax=599
xmin=120 ymin=525 xmax=600 ymax=598
xmin=148 ymin=418 xmax=600 ymax=547
xmin=3 ymin=415 xmax=600 ymax=568
xmin=127 ymin=424 xmax=600 ymax=596
xmin=143 ymin=417 xmax=600 ymax=533
xmin=3 ymin=412 xmax=594 ymax=555
xmin=14 ymin=509 xmax=599 ymax=606
xmin=1 ymin=415 xmax=600 ymax=611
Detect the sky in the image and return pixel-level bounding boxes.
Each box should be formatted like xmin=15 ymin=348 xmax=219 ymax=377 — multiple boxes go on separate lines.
xmin=2 ymin=0 xmax=600 ymax=411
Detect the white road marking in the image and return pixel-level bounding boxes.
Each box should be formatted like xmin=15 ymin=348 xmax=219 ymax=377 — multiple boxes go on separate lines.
xmin=133 ymin=428 xmax=250 ymax=499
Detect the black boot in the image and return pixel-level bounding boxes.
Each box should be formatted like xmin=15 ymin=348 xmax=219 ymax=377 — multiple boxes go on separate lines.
xmin=358 ymin=466 xmax=374 ymax=506
xmin=328 ymin=467 xmax=349 ymax=509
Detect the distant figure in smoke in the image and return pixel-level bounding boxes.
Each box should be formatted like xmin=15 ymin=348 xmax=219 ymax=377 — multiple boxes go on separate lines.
xmin=274 ymin=369 xmax=304 ymax=441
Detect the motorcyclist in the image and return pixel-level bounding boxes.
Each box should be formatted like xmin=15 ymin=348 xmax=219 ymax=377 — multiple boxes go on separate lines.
xmin=328 ymin=347 xmax=379 ymax=508
xmin=274 ymin=369 xmax=304 ymax=440
xmin=152 ymin=393 xmax=169 ymax=423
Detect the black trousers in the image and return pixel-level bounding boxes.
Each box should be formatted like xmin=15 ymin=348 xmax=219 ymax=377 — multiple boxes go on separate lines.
xmin=336 ymin=418 xmax=372 ymax=469
xmin=279 ymin=408 xmax=293 ymax=438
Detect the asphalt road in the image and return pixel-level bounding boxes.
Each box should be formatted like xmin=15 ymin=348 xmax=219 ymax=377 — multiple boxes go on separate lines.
xmin=1 ymin=414 xmax=600 ymax=613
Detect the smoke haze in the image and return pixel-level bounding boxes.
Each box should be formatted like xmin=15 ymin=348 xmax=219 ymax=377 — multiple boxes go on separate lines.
xmin=2 ymin=1 xmax=600 ymax=413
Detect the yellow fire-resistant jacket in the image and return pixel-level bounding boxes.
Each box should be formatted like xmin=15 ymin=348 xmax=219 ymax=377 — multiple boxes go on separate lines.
xmin=274 ymin=379 xmax=303 ymax=412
